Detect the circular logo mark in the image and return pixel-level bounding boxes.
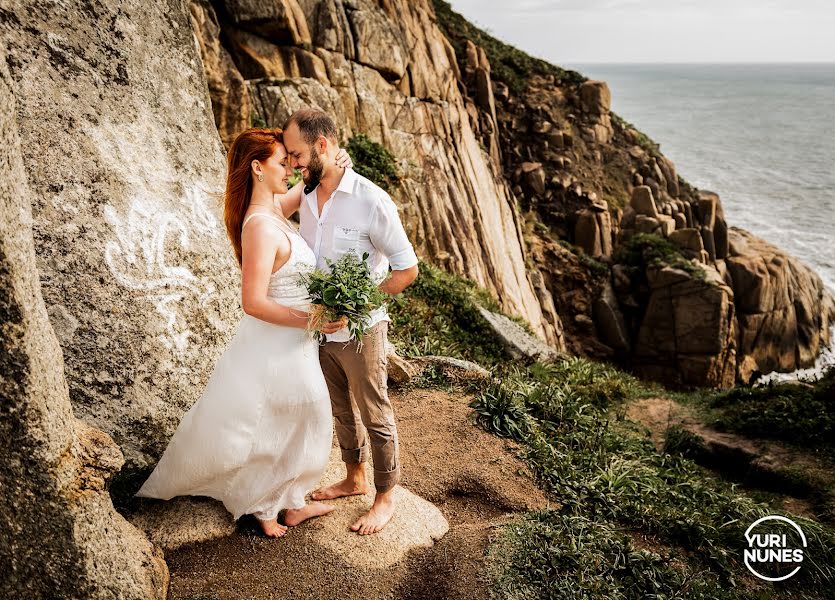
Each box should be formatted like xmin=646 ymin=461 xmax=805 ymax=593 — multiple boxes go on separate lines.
xmin=744 ymin=515 xmax=806 ymax=581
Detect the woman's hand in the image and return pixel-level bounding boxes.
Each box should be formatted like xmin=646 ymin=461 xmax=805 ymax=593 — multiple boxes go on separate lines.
xmin=320 ymin=316 xmax=348 ymax=334
xmin=335 ymin=148 xmax=353 ymax=170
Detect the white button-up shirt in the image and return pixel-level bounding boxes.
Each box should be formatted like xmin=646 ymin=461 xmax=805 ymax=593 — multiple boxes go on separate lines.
xmin=299 ymin=168 xmax=419 ymax=342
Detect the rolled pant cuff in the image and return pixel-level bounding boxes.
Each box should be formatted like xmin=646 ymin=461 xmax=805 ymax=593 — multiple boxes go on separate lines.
xmin=373 ymin=466 xmax=400 ymax=493
xmin=341 ymin=444 xmax=370 ymax=465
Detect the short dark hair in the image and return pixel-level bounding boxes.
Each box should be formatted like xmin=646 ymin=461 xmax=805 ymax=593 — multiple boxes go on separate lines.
xmin=285 ymin=108 xmax=338 ymax=145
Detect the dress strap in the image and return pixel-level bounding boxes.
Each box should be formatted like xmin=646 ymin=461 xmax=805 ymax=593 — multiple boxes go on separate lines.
xmin=242 ymin=211 xmax=299 ymax=237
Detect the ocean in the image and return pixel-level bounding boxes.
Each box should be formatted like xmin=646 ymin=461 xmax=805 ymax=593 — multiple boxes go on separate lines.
xmin=569 ymin=63 xmax=835 ymax=378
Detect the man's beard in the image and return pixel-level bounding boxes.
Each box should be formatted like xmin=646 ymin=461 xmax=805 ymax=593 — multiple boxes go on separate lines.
xmin=302 ymin=149 xmax=324 ymax=192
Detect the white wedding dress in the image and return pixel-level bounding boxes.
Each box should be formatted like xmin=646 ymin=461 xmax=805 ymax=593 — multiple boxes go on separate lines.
xmin=136 ymin=212 xmax=332 ymax=521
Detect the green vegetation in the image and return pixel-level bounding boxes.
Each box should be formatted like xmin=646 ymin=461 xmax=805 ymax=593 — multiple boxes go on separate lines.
xmin=388 ymin=261 xmax=506 ymax=365
xmin=391 ymin=261 xmax=835 ymax=597
xmin=490 ymin=513 xmax=738 ymax=600
xmin=616 ymin=232 xmax=706 ymax=280
xmin=250 ymin=111 xmax=267 ymax=128
xmin=662 ymin=424 xmax=708 ymax=460
xmin=431 ymin=0 xmax=585 ymax=94
xmin=299 ymin=251 xmax=388 ymax=342
xmin=471 ymin=362 xmax=835 ymax=597
xmin=344 ymin=133 xmax=401 ymax=192
xmin=692 ymin=369 xmax=835 ymax=458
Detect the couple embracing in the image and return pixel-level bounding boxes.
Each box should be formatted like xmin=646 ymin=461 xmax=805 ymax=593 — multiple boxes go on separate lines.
xmin=136 ymin=109 xmax=419 ymax=538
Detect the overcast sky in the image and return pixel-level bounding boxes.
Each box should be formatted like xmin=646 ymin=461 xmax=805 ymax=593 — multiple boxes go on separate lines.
xmin=448 ymin=0 xmax=835 ymax=63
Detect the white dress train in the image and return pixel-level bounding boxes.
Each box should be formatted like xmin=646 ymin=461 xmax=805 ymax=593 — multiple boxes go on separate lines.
xmin=136 ymin=213 xmax=332 ymax=521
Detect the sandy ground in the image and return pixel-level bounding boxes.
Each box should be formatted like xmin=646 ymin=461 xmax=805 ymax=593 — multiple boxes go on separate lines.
xmin=164 ymin=387 xmax=548 ymax=600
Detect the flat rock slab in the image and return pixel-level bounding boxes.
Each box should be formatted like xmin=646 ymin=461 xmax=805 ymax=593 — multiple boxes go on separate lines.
xmin=313 ymin=447 xmax=449 ymax=569
xmin=477 ymin=306 xmax=561 ymax=362
xmin=128 ymin=497 xmax=237 ymax=553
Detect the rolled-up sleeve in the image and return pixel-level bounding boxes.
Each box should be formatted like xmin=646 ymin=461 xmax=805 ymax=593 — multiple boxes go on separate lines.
xmin=369 ymin=192 xmax=419 ymax=271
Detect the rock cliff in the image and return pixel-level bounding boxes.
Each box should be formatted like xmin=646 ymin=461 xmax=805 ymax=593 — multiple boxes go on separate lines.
xmin=188 ymin=0 xmax=833 ymax=388
xmin=191 ymin=0 xmax=566 ymax=348
xmin=1 ymin=1 xmax=834 ymax=596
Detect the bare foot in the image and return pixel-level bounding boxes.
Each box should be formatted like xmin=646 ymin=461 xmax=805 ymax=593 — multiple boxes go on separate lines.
xmin=284 ymin=502 xmax=336 ymax=527
xmin=257 ymin=517 xmax=288 ymax=538
xmin=311 ymin=478 xmax=369 ymax=501
xmin=351 ymin=491 xmax=396 ymax=535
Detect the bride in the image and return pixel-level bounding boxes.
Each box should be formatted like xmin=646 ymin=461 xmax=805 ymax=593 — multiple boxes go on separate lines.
xmin=136 ymin=128 xmax=352 ymax=538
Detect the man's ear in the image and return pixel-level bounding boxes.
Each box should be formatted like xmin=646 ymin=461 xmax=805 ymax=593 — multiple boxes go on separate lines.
xmin=316 ymin=136 xmax=328 ymax=156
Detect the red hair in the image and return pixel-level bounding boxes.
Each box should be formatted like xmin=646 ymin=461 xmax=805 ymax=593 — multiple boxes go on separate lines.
xmin=224 ymin=128 xmax=284 ymax=266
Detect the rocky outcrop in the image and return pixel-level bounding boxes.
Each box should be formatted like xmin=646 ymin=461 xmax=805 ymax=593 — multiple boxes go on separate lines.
xmin=727 ymin=228 xmax=834 ymax=383
xmin=615 ymin=186 xmax=832 ymax=387
xmin=633 ymin=266 xmax=737 ymax=388
xmin=190 ymin=0 xmax=252 ymax=147
xmin=2 ymin=0 xmax=240 ymax=472
xmin=0 ymin=56 xmax=167 ymax=598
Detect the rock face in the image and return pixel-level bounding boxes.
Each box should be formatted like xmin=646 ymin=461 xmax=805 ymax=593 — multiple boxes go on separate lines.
xmin=192 ymin=0 xmax=566 ymax=349
xmin=2 ymin=0 xmax=240 ymax=472
xmin=0 ymin=57 xmax=167 ymax=599
xmin=634 ymin=266 xmax=738 ymax=388
xmin=727 ymin=228 xmax=834 ymax=383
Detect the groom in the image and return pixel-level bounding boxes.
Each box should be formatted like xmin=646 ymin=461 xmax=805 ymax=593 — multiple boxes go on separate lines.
xmin=283 ymin=108 xmax=419 ymax=535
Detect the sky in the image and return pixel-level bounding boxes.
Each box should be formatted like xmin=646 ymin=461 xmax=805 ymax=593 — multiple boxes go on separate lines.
xmin=447 ymin=0 xmax=835 ymax=64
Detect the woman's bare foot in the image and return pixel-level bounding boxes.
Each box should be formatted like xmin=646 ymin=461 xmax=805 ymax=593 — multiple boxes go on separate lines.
xmin=284 ymin=502 xmax=336 ymax=526
xmin=350 ymin=490 xmax=396 ymax=535
xmin=310 ymin=477 xmax=369 ymax=501
xmin=257 ymin=517 xmax=288 ymax=538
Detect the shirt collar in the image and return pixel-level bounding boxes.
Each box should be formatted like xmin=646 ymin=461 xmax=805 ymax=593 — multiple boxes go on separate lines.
xmin=303 ymin=167 xmax=357 ymax=198
xmin=335 ymin=167 xmax=357 ymax=196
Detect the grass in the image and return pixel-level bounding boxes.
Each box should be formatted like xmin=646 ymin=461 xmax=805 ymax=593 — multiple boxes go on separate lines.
xmin=706 ymin=370 xmax=835 ymax=455
xmin=344 ymin=133 xmax=401 ymax=192
xmin=471 ymin=362 xmax=835 ymax=598
xmin=431 ymin=0 xmax=585 ymax=94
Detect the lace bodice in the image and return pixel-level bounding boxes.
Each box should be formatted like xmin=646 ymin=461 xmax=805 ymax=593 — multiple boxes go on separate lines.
xmin=242 ymin=212 xmax=317 ymax=309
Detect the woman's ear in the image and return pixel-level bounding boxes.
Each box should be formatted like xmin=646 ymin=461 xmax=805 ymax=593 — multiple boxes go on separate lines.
xmin=251 ymin=159 xmax=261 ymax=176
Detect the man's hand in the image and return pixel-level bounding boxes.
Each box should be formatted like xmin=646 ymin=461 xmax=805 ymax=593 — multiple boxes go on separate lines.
xmin=320 ymin=316 xmax=348 ymax=334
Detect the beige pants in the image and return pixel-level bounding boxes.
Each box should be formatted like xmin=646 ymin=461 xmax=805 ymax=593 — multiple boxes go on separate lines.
xmin=319 ymin=321 xmax=400 ymax=492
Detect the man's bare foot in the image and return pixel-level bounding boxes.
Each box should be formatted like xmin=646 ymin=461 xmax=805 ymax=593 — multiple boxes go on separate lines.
xmin=311 ymin=478 xmax=369 ymax=501
xmin=257 ymin=517 xmax=288 ymax=538
xmin=351 ymin=491 xmax=396 ymax=535
xmin=284 ymin=502 xmax=336 ymax=526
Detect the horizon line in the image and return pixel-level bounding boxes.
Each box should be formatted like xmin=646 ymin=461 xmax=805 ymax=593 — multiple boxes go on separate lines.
xmin=564 ymin=60 xmax=835 ymax=65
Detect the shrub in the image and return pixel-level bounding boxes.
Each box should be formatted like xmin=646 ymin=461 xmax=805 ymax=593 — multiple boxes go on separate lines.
xmin=616 ymin=232 xmax=705 ymax=280
xmin=387 ymin=261 xmax=507 ymax=365
xmin=706 ymin=368 xmax=835 ymax=455
xmin=344 ymin=133 xmax=400 ymax=192
xmin=473 ymin=362 xmax=835 ymax=595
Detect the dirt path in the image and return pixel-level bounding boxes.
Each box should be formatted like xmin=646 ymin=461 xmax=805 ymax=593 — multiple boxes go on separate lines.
xmin=164 ymin=388 xmax=547 ymax=600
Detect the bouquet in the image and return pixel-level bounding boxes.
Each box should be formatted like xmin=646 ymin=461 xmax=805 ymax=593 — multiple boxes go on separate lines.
xmin=298 ymin=251 xmax=388 ymax=344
